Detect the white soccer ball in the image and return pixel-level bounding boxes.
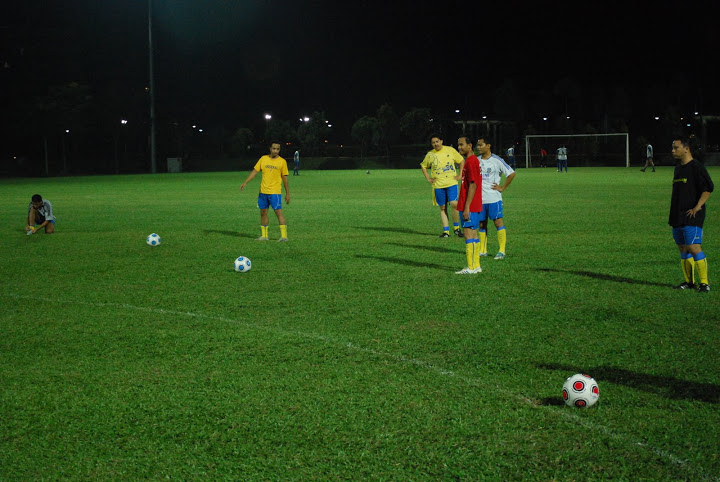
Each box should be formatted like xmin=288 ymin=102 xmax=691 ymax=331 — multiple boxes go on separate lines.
xmin=146 ymin=233 xmax=161 ymax=246
xmin=562 ymin=373 xmax=599 ymax=408
xmin=234 ymin=256 xmax=252 ymax=272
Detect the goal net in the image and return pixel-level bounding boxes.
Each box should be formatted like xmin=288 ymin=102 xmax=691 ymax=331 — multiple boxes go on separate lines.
xmin=524 ymin=133 xmax=629 ymax=168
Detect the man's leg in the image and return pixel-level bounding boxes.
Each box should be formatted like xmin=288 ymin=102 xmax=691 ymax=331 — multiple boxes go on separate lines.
xmin=438 ymin=205 xmax=450 ymax=237
xmin=45 ymin=221 xmax=55 ymax=234
xmin=494 ymin=218 xmax=506 ymax=258
xmin=258 ymin=208 xmax=270 ymax=240
xmin=275 ymin=208 xmax=288 ymax=241
xmin=449 ymin=200 xmax=461 ymax=236
xmin=689 ymin=243 xmax=709 ymax=291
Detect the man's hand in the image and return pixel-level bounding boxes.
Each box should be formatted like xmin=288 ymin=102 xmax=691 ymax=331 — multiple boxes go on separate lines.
xmin=463 ymin=208 xmax=470 ymax=221
xmin=240 ymin=183 xmax=246 ymax=191
xmin=285 ymin=195 xmax=291 ymax=205
xmin=687 ymin=206 xmax=702 ymax=218
xmin=491 ymin=183 xmax=504 ymax=192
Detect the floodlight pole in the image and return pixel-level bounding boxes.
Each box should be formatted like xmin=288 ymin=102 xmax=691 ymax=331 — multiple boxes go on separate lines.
xmin=148 ymin=0 xmax=157 ymax=173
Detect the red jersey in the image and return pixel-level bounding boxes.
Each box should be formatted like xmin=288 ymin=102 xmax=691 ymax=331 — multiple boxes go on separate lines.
xmin=457 ymin=154 xmax=483 ymax=212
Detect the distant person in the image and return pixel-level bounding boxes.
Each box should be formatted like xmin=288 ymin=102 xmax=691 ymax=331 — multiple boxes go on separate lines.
xmin=506 ymin=145 xmax=516 ymax=169
xmin=420 ymin=134 xmax=465 ymax=238
xmin=557 ymin=145 xmax=568 ymax=172
xmin=293 ymin=150 xmax=300 ymax=176
xmin=455 ymin=135 xmax=483 ymax=274
xmin=241 ymin=141 xmax=291 ymax=242
xmin=540 ymin=147 xmax=548 ymax=167
xmin=477 ymin=137 xmax=516 ymax=260
xmin=26 ymin=194 xmax=55 ymax=235
xmin=669 ymin=135 xmax=713 ymax=292
xmin=641 ymin=142 xmax=655 ymax=172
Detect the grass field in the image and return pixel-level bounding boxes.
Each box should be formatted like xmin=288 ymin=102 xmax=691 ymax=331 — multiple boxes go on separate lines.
xmin=1 ymin=167 xmax=719 ymax=479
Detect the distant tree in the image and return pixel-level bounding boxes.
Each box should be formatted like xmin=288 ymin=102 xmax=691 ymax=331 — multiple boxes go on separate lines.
xmin=399 ymin=107 xmax=433 ymax=143
xmin=230 ymin=127 xmax=254 ymax=157
xmin=351 ymin=115 xmax=379 ymax=160
xmin=34 ymin=82 xmax=93 ymax=174
xmin=297 ymin=112 xmax=328 ymax=156
xmin=265 ymin=119 xmax=298 ymax=146
xmin=375 ymin=103 xmax=400 ymax=166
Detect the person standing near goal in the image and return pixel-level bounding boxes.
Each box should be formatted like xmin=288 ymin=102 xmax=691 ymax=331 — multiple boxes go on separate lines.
xmin=506 ymin=145 xmax=516 ymax=169
xmin=477 ymin=137 xmax=515 ymax=260
xmin=641 ymin=142 xmax=655 ymax=172
xmin=240 ymin=141 xmax=291 ymax=242
xmin=669 ymin=135 xmax=713 ymax=292
xmin=557 ymin=145 xmax=568 ymax=172
xmin=420 ymin=134 xmax=465 ymax=238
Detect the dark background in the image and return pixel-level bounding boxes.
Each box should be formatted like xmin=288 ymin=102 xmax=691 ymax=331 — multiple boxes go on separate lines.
xmin=2 ymin=1 xmax=718 ymax=174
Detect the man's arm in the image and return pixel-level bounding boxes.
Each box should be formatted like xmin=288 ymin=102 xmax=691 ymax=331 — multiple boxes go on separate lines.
xmin=687 ymin=191 xmax=711 ymax=218
xmin=282 ymin=175 xmax=291 ymax=204
xmin=421 ymin=166 xmax=434 ymax=184
xmin=492 ymin=172 xmax=516 ymax=192
xmin=455 ymin=160 xmax=465 ymax=181
xmin=240 ymin=169 xmax=259 ymax=190
xmin=463 ymin=182 xmax=477 ymax=220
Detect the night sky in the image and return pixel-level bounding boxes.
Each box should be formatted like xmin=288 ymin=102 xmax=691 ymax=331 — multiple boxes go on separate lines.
xmin=2 ymin=1 xmax=719 ymax=157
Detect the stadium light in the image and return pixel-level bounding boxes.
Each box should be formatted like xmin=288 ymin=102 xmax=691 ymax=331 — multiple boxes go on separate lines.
xmin=328 ymin=124 xmax=332 ymax=127
xmin=482 ymin=116 xmax=487 ymax=119
xmin=264 ymin=114 xmax=272 ymax=120
xmin=121 ymin=119 xmax=128 ymax=125
xmin=65 ymin=129 xmax=70 ymax=133
xmin=455 ymin=109 xmax=460 ymax=113
xmin=654 ymin=117 xmax=660 ymax=120
xmin=687 ymin=124 xmax=691 ymax=127
xmin=566 ymin=116 xmax=570 ymax=119
xmin=542 ymin=117 xmax=548 ymax=121
xmin=303 ymin=116 xmax=310 ymax=122
xmin=694 ymin=111 xmax=699 ymax=115
xmin=198 ymin=129 xmax=203 ymax=132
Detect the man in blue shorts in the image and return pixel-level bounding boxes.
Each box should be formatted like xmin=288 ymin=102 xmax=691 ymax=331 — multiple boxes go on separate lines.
xmin=669 ymin=135 xmax=713 ymax=292
xmin=241 ymin=141 xmax=291 ymax=241
xmin=420 ymin=134 xmax=465 ymax=238
xmin=477 ymin=137 xmax=515 ymax=260
xmin=455 ymin=135 xmax=483 ymax=274
xmin=26 ymin=194 xmax=55 ymax=235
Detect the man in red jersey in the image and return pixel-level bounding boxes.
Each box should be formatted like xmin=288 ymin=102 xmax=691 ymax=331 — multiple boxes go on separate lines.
xmin=455 ymin=135 xmax=483 ymax=274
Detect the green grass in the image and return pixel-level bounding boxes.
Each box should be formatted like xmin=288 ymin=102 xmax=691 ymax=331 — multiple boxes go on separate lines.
xmin=1 ymin=168 xmax=719 ymax=479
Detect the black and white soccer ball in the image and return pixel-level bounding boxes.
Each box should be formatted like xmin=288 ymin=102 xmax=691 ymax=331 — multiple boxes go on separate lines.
xmin=562 ymin=373 xmax=599 ymax=408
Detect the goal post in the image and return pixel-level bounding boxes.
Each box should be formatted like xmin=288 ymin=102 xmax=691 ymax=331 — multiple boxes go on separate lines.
xmin=524 ymin=133 xmax=629 ymax=168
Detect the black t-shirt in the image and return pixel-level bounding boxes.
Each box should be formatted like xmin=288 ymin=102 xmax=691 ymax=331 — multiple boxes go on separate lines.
xmin=669 ymin=159 xmax=714 ymax=227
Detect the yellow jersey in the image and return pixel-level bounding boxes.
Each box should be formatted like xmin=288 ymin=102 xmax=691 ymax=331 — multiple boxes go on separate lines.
xmin=254 ymin=155 xmax=289 ymax=194
xmin=420 ymin=146 xmax=463 ymax=189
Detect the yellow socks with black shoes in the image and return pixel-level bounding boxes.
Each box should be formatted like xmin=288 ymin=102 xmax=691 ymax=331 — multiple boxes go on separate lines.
xmin=479 ymin=229 xmax=487 ymax=255
xmin=497 ymin=226 xmax=507 ymax=254
xmin=261 ymin=225 xmax=269 ymax=238
xmin=694 ymin=252 xmax=708 ymax=285
xmin=279 ymin=224 xmax=288 ymax=239
xmin=681 ymin=252 xmax=695 ymax=284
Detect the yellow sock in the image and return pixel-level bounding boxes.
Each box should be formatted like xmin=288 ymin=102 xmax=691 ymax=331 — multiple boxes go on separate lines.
xmin=682 ymin=257 xmax=695 ymax=284
xmin=262 ymin=225 xmax=268 ymax=238
xmin=473 ymin=241 xmax=481 ymax=270
xmin=479 ymin=230 xmax=487 ymax=255
xmin=497 ymin=227 xmax=507 ymax=254
xmin=695 ymin=256 xmax=708 ymax=285
xmin=280 ymin=225 xmax=287 ymax=239
xmin=465 ymin=241 xmax=473 ymax=269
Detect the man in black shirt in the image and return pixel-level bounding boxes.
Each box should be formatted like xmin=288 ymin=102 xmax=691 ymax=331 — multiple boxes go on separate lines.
xmin=669 ymin=136 xmax=714 ymax=292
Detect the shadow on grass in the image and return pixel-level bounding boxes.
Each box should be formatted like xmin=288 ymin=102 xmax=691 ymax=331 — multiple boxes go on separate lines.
xmin=358 ymin=226 xmax=430 ymax=236
xmin=203 ymin=229 xmax=256 ymax=239
xmin=385 ymin=242 xmax=462 ymax=254
xmin=536 ymin=268 xmax=673 ymax=288
xmin=354 ymin=254 xmax=454 ymax=271
xmin=538 ymin=363 xmax=720 ymax=404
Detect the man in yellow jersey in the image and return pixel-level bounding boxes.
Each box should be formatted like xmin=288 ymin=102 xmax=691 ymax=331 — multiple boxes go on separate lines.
xmin=240 ymin=141 xmax=291 ymax=241
xmin=420 ymin=134 xmax=465 ymax=238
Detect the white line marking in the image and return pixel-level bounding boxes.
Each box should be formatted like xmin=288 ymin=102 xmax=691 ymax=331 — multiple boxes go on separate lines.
xmin=1 ymin=293 xmax=713 ymax=479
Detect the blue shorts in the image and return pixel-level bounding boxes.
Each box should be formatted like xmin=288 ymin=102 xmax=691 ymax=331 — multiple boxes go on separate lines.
xmin=257 ymin=193 xmax=282 ymax=210
xmin=673 ymin=226 xmax=703 ymax=246
xmin=460 ymin=211 xmax=482 ymax=230
xmin=479 ymin=201 xmax=503 ymax=221
xmin=434 ymin=185 xmax=459 ymax=206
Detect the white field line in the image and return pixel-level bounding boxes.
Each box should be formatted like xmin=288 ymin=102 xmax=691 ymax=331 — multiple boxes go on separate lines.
xmin=2 ymin=293 xmax=714 ymax=480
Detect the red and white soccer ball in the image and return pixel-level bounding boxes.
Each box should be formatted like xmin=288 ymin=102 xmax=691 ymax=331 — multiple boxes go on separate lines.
xmin=562 ymin=373 xmax=599 ymax=408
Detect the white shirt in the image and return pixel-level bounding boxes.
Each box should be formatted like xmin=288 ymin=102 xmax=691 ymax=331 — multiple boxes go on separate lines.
xmin=646 ymin=144 xmax=653 ymax=158
xmin=557 ymin=147 xmax=567 ymax=160
xmin=506 ymin=147 xmax=515 ymax=157
xmin=480 ymin=154 xmax=515 ymax=204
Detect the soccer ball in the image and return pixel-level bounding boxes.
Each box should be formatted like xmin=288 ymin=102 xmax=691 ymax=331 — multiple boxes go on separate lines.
xmin=146 ymin=233 xmax=161 ymax=246
xmin=234 ymin=256 xmax=252 ymax=272
xmin=562 ymin=373 xmax=599 ymax=408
